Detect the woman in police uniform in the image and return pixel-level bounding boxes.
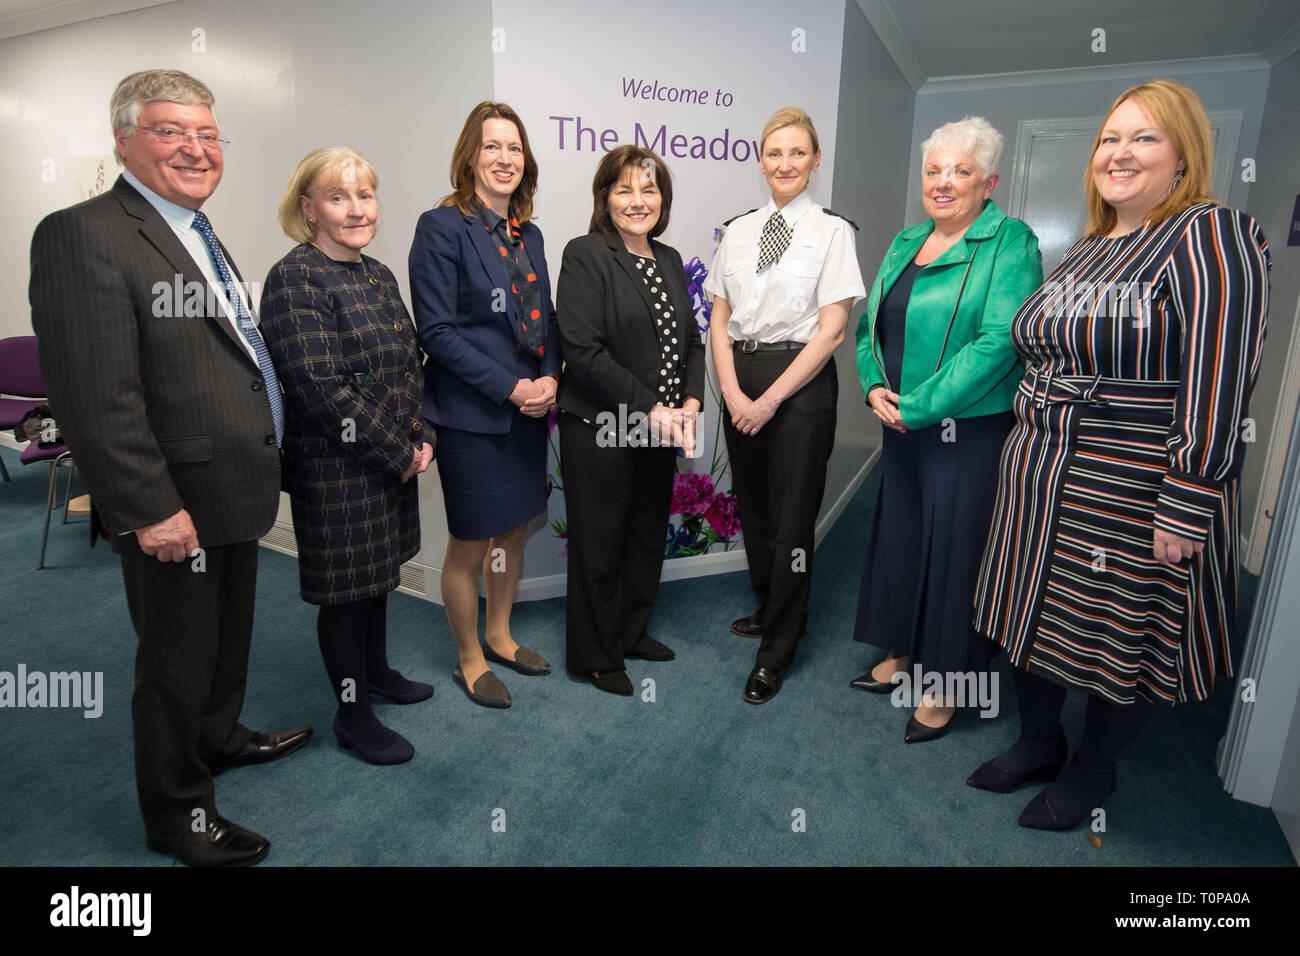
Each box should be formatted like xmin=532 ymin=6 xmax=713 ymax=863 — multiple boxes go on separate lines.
xmin=704 ymin=106 xmax=865 ymax=704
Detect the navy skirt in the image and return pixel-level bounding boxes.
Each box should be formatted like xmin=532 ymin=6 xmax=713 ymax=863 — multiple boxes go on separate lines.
xmin=852 ymin=411 xmax=1013 ymax=677
xmin=434 ymin=412 xmax=548 ymax=541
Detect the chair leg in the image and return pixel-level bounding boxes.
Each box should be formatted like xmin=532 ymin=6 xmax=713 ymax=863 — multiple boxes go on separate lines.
xmin=62 ymin=459 xmax=76 ymax=524
xmin=0 ymin=453 xmax=10 ymax=481
xmin=38 ymin=452 xmax=72 ymax=570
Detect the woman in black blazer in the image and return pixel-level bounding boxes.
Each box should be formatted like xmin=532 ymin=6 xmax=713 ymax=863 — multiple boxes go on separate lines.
xmin=409 ymin=102 xmax=561 ymax=709
xmin=260 ymin=146 xmax=434 ymax=765
xmin=556 ymin=145 xmax=706 ymax=694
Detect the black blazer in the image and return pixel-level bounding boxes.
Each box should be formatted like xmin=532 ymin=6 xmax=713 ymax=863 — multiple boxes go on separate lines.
xmin=555 ymin=231 xmax=706 ymax=422
xmin=28 ymin=175 xmax=281 ymax=552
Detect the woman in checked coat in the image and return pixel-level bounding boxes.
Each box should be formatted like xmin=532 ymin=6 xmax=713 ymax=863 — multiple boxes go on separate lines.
xmin=261 ymin=146 xmax=435 ymax=766
xmin=967 ymin=80 xmax=1270 ymax=830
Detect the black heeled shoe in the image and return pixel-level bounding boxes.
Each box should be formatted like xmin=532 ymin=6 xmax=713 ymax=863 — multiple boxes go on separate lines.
xmin=904 ymin=710 xmax=954 ymax=744
xmin=850 ymin=660 xmax=904 ymax=694
xmin=1018 ymin=755 xmax=1118 ymax=831
xmin=967 ymin=729 xmax=1068 ymax=793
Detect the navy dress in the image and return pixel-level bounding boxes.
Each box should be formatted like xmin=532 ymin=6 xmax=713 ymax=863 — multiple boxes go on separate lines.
xmin=853 ymin=258 xmax=1011 ymax=678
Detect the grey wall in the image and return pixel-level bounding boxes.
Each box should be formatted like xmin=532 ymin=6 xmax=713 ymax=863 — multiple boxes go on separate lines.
xmin=904 ymin=69 xmax=1269 ymax=224
xmin=827 ymin=0 xmax=915 ymax=502
xmin=1243 ymin=49 xmax=1300 ymax=541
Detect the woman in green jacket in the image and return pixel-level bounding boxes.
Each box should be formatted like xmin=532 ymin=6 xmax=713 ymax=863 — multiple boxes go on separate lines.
xmin=848 ymin=117 xmax=1042 ymax=742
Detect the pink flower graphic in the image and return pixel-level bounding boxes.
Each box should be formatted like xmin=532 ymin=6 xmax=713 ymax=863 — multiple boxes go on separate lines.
xmin=670 ymin=471 xmax=715 ymax=516
xmin=704 ymin=492 xmax=740 ymax=540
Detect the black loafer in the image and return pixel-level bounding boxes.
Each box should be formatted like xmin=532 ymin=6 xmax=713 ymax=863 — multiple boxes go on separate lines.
xmin=627 ymin=634 xmax=675 ymax=661
xmin=591 ymin=670 xmax=634 ymax=695
xmin=731 ymin=616 xmax=763 ymax=638
xmin=147 ymin=816 xmax=270 ymax=867
xmin=452 ymin=666 xmax=512 ymax=708
xmin=208 ymin=725 xmax=313 ymax=774
xmin=482 ymin=642 xmax=551 ymax=676
xmin=742 ymin=666 xmax=783 ymax=704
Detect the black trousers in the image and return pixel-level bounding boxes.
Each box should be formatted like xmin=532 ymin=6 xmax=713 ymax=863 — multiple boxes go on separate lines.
xmin=560 ymin=410 xmax=677 ymax=673
xmin=120 ymin=540 xmax=258 ymax=835
xmin=723 ymin=350 xmax=837 ymax=671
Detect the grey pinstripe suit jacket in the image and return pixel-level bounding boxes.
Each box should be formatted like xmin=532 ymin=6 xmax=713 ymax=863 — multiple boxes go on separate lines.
xmin=29 ymin=175 xmax=281 ymax=553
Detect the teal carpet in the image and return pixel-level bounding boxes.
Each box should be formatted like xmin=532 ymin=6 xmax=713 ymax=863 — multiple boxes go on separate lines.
xmin=0 ymin=442 xmax=1293 ymax=866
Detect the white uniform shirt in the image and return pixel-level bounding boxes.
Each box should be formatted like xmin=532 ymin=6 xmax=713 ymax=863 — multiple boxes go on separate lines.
xmin=702 ymin=191 xmax=865 ymax=344
xmin=122 ymin=168 xmax=259 ymax=362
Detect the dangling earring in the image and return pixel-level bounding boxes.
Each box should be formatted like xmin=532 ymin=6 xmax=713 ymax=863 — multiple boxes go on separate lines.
xmin=1167 ymin=167 xmax=1184 ymax=197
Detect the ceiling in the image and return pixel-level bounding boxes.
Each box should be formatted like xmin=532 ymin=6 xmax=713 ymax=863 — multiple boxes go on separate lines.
xmin=860 ymin=0 xmax=1300 ymax=87
xmin=0 ymin=0 xmax=172 ymax=41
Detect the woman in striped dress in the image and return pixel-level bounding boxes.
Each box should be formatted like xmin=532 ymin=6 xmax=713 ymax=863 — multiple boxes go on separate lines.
xmin=968 ymin=80 xmax=1270 ymax=829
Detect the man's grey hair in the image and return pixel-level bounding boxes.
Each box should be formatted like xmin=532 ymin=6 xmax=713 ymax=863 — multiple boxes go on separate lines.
xmin=109 ymin=69 xmax=216 ymax=164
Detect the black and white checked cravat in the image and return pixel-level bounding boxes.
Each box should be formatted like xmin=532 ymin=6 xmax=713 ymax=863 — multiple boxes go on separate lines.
xmin=191 ymin=210 xmax=285 ymax=445
xmin=756 ymin=210 xmax=792 ymax=273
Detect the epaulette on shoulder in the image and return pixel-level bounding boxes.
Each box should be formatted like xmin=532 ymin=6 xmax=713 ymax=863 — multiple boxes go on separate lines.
xmin=723 ymin=207 xmax=759 ymax=227
xmin=823 ymin=208 xmax=858 ymax=231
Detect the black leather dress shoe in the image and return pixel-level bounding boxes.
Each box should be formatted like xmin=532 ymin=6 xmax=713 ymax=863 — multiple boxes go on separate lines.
xmin=482 ymin=642 xmax=551 ymax=676
xmin=731 ymin=616 xmax=763 ymax=638
xmin=590 ymin=670 xmax=634 ymax=695
xmin=627 ymin=633 xmax=675 ymax=661
xmin=147 ymin=816 xmax=270 ymax=867
xmin=208 ymin=725 xmax=313 ymax=774
xmin=742 ymin=666 xmax=784 ymax=704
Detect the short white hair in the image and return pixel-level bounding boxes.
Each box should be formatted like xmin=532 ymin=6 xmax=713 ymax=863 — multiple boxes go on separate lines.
xmin=921 ymin=116 xmax=1004 ymax=178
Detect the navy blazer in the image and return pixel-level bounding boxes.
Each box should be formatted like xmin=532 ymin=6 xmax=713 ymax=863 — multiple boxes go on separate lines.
xmin=409 ymin=204 xmax=561 ymax=435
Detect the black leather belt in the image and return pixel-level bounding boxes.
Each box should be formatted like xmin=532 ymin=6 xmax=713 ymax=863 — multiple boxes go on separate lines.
xmin=734 ymin=340 xmax=806 ymax=353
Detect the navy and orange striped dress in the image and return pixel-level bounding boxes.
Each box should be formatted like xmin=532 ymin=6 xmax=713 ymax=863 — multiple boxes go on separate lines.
xmin=973 ymin=202 xmax=1270 ymax=706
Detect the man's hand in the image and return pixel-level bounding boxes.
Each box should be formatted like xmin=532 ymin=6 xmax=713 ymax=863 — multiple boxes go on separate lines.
xmin=136 ymin=509 xmax=199 ymax=563
xmin=520 ymin=376 xmax=557 ymax=419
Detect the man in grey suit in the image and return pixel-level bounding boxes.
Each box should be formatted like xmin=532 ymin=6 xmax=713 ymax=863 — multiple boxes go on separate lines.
xmin=29 ymin=69 xmax=312 ymax=866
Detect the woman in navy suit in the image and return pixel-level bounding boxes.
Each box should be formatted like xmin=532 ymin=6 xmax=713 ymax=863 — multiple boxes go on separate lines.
xmin=409 ymin=102 xmax=561 ymax=709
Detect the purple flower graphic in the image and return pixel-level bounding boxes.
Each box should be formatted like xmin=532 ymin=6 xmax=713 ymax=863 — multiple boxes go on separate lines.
xmin=683 ymin=256 xmax=712 ymax=334
xmin=670 ymin=471 xmax=715 ymax=516
xmin=547 ymin=403 xmax=559 ymax=437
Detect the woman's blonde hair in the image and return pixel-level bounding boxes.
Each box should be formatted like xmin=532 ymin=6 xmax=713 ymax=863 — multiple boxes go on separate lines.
xmin=277 ymin=146 xmax=379 ymax=243
xmin=1084 ymin=79 xmax=1217 ymax=236
xmin=759 ymin=106 xmax=820 ymax=155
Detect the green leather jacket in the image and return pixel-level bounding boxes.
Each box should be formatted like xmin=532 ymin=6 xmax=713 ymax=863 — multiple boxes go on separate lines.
xmin=855 ymin=199 xmax=1043 ymax=430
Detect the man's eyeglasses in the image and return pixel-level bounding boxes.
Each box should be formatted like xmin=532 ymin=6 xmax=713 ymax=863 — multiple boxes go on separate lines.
xmin=128 ymin=124 xmax=230 ymax=151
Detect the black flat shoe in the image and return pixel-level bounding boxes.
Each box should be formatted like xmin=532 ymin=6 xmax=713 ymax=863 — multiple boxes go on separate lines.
xmin=742 ymin=666 xmax=783 ymax=704
xmin=332 ymin=711 xmax=414 ymax=765
xmin=1018 ymin=756 xmax=1118 ymax=831
xmin=967 ymin=730 xmax=1068 ymax=793
xmin=482 ymin=642 xmax=551 ymax=676
xmin=452 ymin=666 xmax=512 ymax=708
xmin=208 ymin=725 xmax=313 ymax=774
xmin=627 ymin=634 xmax=675 ymax=661
xmin=731 ymin=615 xmax=763 ymax=638
xmin=590 ymin=670 xmax=634 ymax=695
xmin=904 ymin=712 xmax=953 ymax=744
xmin=147 ymin=816 xmax=270 ymax=867
xmin=367 ymin=679 xmax=435 ymax=704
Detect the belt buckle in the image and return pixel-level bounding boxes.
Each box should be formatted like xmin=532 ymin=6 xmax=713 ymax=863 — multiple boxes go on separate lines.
xmin=741 ymin=339 xmax=758 ymax=354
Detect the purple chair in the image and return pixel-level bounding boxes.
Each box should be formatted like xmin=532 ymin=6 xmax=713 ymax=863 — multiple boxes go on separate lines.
xmin=0 ymin=335 xmax=46 ymax=483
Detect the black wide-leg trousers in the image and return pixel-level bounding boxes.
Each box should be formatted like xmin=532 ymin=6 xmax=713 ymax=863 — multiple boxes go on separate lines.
xmin=723 ymin=350 xmax=837 ymax=672
xmin=560 ymin=411 xmax=677 ymax=673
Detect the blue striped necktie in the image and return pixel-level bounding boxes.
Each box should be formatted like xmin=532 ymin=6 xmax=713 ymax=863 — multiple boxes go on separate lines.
xmin=190 ymin=210 xmax=284 ymax=446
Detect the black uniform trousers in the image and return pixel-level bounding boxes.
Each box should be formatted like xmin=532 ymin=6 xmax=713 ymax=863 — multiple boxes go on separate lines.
xmin=120 ymin=540 xmax=258 ymax=835
xmin=560 ymin=410 xmax=677 ymax=673
xmin=723 ymin=349 xmax=837 ymax=672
